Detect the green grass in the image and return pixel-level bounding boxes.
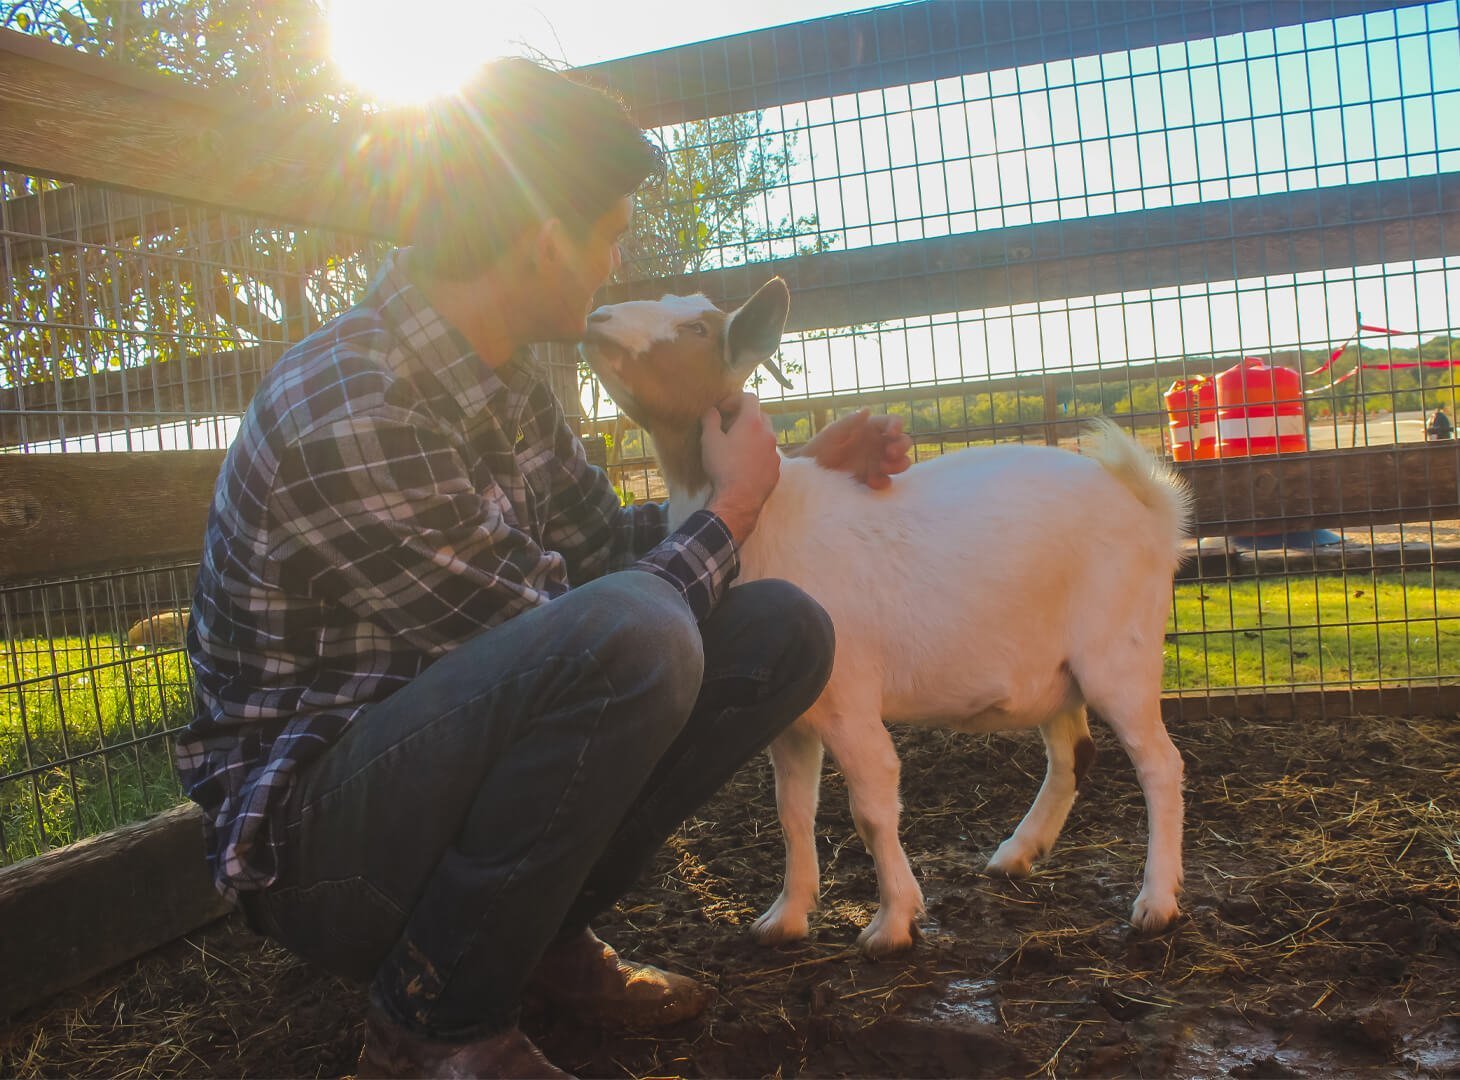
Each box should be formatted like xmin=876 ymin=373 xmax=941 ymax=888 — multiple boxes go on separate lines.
xmin=0 ymin=634 xmax=190 ymax=866
xmin=1166 ymin=570 xmax=1460 ymax=691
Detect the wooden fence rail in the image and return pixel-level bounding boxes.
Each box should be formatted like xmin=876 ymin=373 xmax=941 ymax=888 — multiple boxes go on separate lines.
xmin=0 ymin=29 xmax=390 ymax=237
xmin=599 ymin=172 xmax=1460 ymax=330
xmin=2 ymin=440 xmax=1456 ymax=585
xmin=581 ymin=0 xmax=1436 ymax=128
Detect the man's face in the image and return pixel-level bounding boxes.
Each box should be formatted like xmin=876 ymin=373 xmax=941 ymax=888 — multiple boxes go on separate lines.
xmin=542 ymin=195 xmax=633 ymax=342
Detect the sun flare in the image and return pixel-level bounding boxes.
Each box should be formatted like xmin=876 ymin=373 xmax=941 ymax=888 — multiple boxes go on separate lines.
xmin=329 ymin=0 xmax=520 ymax=105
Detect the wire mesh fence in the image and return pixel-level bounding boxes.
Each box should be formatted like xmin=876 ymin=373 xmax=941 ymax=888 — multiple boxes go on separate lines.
xmin=0 ymin=173 xmax=386 ymax=452
xmin=0 ymin=564 xmax=194 ymax=864
xmin=595 ymin=0 xmax=1460 ymax=709
xmin=0 ymin=167 xmax=389 ymax=864
xmin=2 ymin=0 xmax=1458 ymax=865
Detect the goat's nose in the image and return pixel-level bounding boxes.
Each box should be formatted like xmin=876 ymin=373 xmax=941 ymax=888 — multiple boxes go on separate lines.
xmin=587 ymin=308 xmax=610 ymax=324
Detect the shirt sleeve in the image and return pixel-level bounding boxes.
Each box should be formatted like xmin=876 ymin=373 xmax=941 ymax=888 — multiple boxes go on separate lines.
xmin=629 ymin=508 xmax=739 ymax=623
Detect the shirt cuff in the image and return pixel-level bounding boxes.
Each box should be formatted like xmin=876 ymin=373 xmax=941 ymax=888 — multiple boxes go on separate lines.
xmin=630 ymin=508 xmax=740 ymax=622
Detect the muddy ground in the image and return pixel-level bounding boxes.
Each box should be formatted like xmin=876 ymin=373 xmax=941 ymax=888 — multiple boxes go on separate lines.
xmin=2 ymin=712 xmax=1457 ymax=1078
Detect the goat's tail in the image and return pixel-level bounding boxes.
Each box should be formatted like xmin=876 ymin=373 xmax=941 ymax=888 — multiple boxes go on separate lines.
xmin=1081 ymin=417 xmax=1193 ymax=555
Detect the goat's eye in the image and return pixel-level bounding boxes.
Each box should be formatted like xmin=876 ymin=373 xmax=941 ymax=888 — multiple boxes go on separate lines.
xmin=684 ymin=322 xmax=708 ymax=337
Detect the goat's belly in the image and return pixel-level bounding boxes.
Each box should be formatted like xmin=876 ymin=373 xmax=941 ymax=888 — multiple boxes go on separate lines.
xmin=881 ymin=668 xmax=1079 ymax=734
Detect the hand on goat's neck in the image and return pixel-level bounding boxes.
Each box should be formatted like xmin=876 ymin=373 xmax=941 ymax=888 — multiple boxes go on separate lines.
xmin=658 ymin=417 xmax=780 ymax=543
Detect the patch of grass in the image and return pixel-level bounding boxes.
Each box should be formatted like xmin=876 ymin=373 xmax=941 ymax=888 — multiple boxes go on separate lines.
xmin=0 ymin=634 xmax=191 ymax=865
xmin=1166 ymin=569 xmax=1460 ymax=690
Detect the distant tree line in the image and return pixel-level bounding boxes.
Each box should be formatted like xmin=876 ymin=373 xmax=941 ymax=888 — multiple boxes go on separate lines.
xmin=742 ymin=336 xmax=1460 ymax=447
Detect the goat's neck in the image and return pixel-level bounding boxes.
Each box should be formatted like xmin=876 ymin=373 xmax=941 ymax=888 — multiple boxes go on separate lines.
xmin=650 ymin=424 xmax=713 ymax=531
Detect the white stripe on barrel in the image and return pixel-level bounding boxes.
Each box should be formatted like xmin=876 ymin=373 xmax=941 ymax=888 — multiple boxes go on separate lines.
xmin=1217 ymin=414 xmax=1305 ymax=440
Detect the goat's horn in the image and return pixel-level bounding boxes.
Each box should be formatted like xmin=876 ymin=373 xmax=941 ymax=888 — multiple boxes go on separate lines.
xmin=763 ymin=357 xmax=794 ymax=390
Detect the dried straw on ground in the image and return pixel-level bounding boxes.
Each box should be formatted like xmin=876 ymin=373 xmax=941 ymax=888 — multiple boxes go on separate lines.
xmin=2 ymin=713 xmax=1456 ymax=1077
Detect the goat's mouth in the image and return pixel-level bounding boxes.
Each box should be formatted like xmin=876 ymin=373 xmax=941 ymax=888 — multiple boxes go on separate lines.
xmin=577 ymin=335 xmax=628 ymax=376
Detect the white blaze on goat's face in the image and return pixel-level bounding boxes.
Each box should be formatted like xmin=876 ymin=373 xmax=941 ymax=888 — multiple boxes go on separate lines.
xmin=591 ymin=294 xmax=721 ymax=358
xmin=580 ymin=277 xmax=792 ymax=435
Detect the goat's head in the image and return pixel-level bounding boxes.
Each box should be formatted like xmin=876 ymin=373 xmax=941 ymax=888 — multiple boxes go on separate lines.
xmin=578 ymin=277 xmax=791 ymax=438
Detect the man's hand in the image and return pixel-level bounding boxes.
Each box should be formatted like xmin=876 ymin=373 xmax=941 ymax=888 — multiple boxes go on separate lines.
xmin=702 ymin=392 xmax=781 ymax=544
xmin=795 ymin=408 xmax=912 ymax=490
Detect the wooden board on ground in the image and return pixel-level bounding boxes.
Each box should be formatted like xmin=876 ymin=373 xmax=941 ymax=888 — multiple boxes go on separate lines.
xmin=1162 ymin=684 xmax=1460 ymax=724
xmin=0 ymin=803 xmax=229 ymax=1024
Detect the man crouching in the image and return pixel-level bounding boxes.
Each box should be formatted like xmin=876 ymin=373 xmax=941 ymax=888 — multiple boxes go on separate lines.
xmin=176 ymin=58 xmax=909 ymax=1079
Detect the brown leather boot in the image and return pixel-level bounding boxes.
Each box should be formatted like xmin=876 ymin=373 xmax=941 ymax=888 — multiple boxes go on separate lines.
xmin=524 ymin=928 xmax=714 ymax=1030
xmin=356 ymin=1007 xmax=573 ymax=1079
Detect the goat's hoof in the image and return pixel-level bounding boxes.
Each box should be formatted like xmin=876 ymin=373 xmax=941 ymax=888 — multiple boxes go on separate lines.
xmin=1130 ymin=891 xmax=1181 ymax=933
xmin=985 ymin=842 xmax=1034 ymax=878
xmin=751 ymin=903 xmax=811 ymax=946
xmin=856 ymin=914 xmax=921 ymax=958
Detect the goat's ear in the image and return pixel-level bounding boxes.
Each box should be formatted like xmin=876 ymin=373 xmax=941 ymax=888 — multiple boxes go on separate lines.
xmin=726 ymin=277 xmax=792 ymax=388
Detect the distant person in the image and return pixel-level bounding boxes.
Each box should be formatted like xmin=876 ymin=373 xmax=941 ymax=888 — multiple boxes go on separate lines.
xmin=1427 ymin=405 xmax=1453 ymax=440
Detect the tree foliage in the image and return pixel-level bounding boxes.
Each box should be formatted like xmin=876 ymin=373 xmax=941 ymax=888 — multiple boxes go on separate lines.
xmin=623 ymin=112 xmax=834 ymax=279
xmin=3 ymin=0 xmax=341 ymax=106
xmin=0 ymin=1 xmax=378 ymax=394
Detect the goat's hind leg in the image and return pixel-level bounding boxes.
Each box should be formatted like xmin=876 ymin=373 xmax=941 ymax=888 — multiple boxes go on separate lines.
xmin=1080 ymin=672 xmax=1185 ymax=931
xmin=752 ymin=719 xmax=825 ymax=946
xmin=986 ymin=706 xmax=1094 ymax=878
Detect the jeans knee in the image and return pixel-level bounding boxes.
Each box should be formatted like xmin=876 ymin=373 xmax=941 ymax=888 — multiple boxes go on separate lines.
xmin=728 ymin=579 xmax=836 ymax=689
xmin=584 ymin=572 xmax=704 ymax=729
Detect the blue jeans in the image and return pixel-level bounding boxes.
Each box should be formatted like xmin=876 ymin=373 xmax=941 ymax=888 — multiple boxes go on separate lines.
xmin=243 ymin=571 xmax=834 ymax=1038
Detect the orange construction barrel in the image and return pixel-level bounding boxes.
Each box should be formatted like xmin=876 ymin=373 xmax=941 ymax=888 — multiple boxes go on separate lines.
xmin=1215 ymin=357 xmax=1307 ymax=458
xmin=1164 ymin=375 xmax=1218 ymax=462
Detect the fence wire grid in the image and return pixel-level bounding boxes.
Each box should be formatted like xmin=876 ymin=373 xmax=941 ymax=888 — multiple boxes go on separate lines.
xmin=2 ymin=0 xmax=1458 ymax=864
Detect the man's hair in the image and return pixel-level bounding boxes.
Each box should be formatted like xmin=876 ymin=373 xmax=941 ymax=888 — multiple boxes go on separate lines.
xmin=399 ymin=59 xmax=662 ymax=279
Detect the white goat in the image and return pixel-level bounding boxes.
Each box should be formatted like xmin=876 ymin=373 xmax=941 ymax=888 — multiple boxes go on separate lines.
xmin=581 ymin=278 xmax=1191 ymax=956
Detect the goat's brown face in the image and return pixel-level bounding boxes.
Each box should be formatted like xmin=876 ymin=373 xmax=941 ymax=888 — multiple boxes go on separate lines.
xmin=578 ymin=277 xmax=791 ymax=436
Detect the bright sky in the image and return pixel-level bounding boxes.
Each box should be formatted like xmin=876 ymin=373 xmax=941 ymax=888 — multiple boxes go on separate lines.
xmin=328 ymin=0 xmax=902 ymax=102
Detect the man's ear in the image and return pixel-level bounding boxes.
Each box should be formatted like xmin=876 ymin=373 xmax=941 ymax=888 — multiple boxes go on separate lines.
xmin=726 ymin=277 xmax=792 ymax=388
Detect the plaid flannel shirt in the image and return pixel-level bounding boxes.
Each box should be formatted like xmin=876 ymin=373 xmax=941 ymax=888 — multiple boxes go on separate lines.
xmin=176 ymin=251 xmax=739 ymax=902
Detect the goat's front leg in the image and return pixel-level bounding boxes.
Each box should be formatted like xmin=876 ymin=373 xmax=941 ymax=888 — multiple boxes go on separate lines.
xmin=820 ymin=712 xmax=924 ymax=957
xmin=752 ymin=720 xmax=824 ymax=946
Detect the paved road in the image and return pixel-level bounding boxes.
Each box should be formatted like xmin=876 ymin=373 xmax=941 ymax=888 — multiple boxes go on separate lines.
xmin=1305 ymin=410 xmax=1439 ymax=450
